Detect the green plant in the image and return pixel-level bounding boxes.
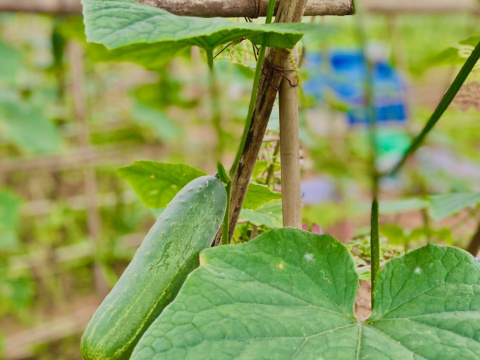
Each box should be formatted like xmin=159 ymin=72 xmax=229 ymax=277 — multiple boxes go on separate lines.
xmin=80 ymin=0 xmax=480 ymax=358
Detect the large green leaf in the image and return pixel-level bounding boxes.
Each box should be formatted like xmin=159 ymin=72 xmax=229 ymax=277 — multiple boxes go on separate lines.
xmin=132 ymin=228 xmax=480 ymax=359
xmin=82 ymin=0 xmax=309 ymax=68
xmin=429 ymin=192 xmax=480 ymax=221
xmin=118 ymin=161 xmax=206 ymax=209
xmin=0 ymin=92 xmax=62 ymax=154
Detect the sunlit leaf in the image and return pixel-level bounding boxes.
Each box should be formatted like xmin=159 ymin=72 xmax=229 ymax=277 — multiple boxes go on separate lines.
xmin=82 ymin=0 xmax=310 ymax=68
xmin=133 ymin=228 xmax=480 ymax=359
xmin=118 ymin=161 xmax=206 ymax=209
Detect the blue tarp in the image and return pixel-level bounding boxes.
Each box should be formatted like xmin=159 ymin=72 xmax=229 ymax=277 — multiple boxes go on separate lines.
xmin=304 ymin=49 xmax=408 ymax=125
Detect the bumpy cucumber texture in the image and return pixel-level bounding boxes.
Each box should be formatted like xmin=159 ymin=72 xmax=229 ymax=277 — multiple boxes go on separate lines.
xmin=81 ymin=176 xmax=227 ymax=360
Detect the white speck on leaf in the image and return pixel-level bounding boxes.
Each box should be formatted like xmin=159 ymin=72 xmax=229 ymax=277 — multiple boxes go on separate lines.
xmin=304 ymin=253 xmax=314 ymax=262
xmin=278 ymin=263 xmax=285 ymax=270
xmin=414 ymin=267 xmax=422 ymax=274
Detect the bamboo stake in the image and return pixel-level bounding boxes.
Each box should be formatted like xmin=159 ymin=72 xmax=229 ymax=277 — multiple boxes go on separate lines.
xmin=138 ymin=0 xmax=353 ymax=17
xmin=0 ymin=0 xmax=354 ymax=16
xmin=279 ymin=50 xmax=302 ymax=229
xmin=226 ymin=0 xmax=310 ymax=240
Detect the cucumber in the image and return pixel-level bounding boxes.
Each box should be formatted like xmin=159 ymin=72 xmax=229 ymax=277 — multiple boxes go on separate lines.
xmin=81 ymin=176 xmax=226 ymax=360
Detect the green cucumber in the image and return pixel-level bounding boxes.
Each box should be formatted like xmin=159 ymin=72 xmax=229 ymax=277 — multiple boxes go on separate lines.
xmin=81 ymin=176 xmax=226 ymax=360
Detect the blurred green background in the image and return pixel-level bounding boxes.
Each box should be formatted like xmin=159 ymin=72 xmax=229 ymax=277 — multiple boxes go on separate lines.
xmin=1 ymin=0 xmax=480 ymax=358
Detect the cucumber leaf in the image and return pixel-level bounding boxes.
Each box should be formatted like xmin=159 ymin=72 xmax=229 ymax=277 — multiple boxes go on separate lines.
xmin=120 ymin=162 xmax=281 ymax=211
xmin=119 ymin=162 xmax=206 ymax=209
xmin=240 ymin=199 xmax=283 ymax=228
xmin=82 ymin=0 xmax=310 ymax=68
xmin=242 ymin=183 xmax=281 ymax=210
xmin=132 ymin=228 xmax=480 ymax=359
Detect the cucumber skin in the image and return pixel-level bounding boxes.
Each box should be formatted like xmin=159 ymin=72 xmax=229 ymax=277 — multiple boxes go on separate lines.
xmin=81 ymin=176 xmax=226 ymax=360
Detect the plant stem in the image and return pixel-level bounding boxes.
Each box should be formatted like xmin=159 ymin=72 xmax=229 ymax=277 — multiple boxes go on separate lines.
xmin=230 ymin=0 xmax=277 ymax=176
xmin=279 ymin=49 xmax=302 ymax=229
xmin=224 ymin=0 xmax=310 ymax=241
xmin=370 ymin=198 xmax=380 ymax=306
xmin=209 ymin=59 xmax=223 ymax=162
xmin=222 ymin=182 xmax=232 ymax=245
xmin=387 ymin=40 xmax=480 ymax=176
xmin=355 ymin=1 xmax=378 ymax=199
xmin=216 ymin=163 xmax=231 ymax=245
xmin=355 ymin=0 xmax=380 ymax=307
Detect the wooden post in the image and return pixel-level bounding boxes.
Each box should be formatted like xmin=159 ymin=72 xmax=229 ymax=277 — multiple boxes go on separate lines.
xmin=279 ymin=49 xmax=302 ymax=229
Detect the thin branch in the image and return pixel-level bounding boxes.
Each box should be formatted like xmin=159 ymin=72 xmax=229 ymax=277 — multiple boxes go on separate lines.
xmin=387 ymin=40 xmax=480 ymax=176
xmin=226 ymin=0 xmax=311 ymax=241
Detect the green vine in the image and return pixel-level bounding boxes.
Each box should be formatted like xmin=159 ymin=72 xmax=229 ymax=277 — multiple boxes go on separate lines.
xmin=216 ymin=163 xmax=232 ymax=244
xmin=229 ymin=0 xmax=277 ymax=176
xmin=388 ymin=40 xmax=480 ymax=176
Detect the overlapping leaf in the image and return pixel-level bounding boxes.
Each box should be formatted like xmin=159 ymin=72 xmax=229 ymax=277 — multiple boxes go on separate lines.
xmin=132 ymin=228 xmax=480 ymax=359
xmin=240 ymin=199 xmax=283 ymax=228
xmin=119 ymin=162 xmax=206 ymax=209
xmin=120 ymin=162 xmax=281 ymax=211
xmin=82 ymin=0 xmax=311 ymax=68
xmin=242 ymin=184 xmax=281 ymax=210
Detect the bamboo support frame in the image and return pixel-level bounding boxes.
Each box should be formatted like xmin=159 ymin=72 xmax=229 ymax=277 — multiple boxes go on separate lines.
xmin=0 ymin=0 xmax=354 ymax=16
xmin=2 ymin=0 xmax=479 ymax=15
xmin=225 ymin=0 xmax=310 ymax=240
xmin=279 ymin=50 xmax=302 ymax=229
